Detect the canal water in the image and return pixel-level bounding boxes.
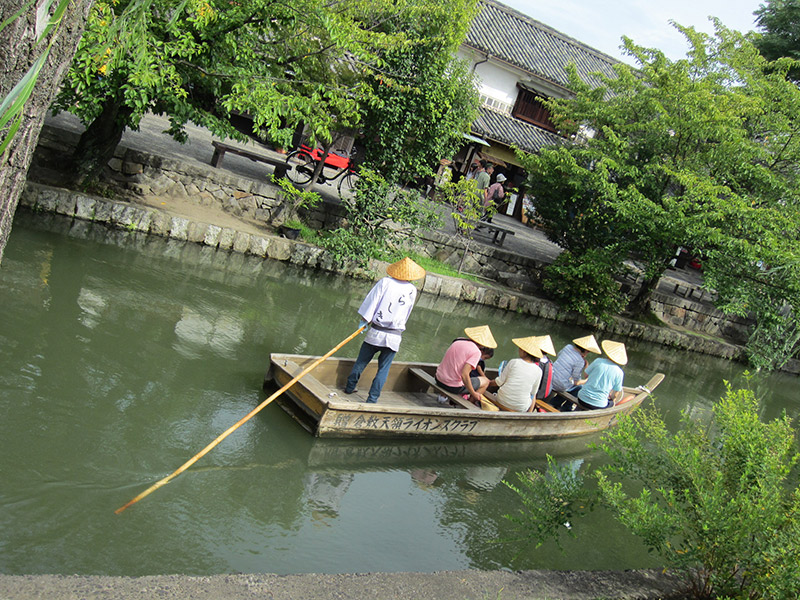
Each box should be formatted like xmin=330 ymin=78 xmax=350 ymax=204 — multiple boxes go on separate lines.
xmin=1 ymin=211 xmax=798 ymax=576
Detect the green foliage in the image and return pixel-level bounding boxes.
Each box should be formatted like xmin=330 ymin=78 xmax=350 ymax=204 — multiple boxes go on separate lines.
xmin=358 ymin=0 xmax=479 ymax=185
xmin=321 ymin=227 xmax=386 ymax=268
xmin=271 ymin=176 xmax=322 ymax=226
xmin=542 ymin=250 xmax=626 ymax=322
xmin=504 ymin=456 xmax=594 ymax=549
xmin=437 ymin=175 xmax=488 ymax=238
xmin=322 ymin=167 xmax=440 ymax=267
xmin=754 ymin=0 xmax=800 ymax=81
xmin=55 ymin=0 xmax=447 ymax=183
xmin=509 ymin=383 xmax=800 ymax=600
xmin=0 ymin=0 xmax=72 ymax=156
xmin=517 ymin=22 xmax=800 ymax=369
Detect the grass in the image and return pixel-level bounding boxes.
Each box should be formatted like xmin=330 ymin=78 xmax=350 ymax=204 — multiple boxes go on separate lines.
xmin=283 ymin=223 xmax=485 ymax=285
xmin=402 ymin=251 xmax=484 ymax=284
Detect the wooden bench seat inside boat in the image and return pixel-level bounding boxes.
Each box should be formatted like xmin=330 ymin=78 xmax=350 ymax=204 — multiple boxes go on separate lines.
xmin=407 ymin=368 xmax=481 ymax=412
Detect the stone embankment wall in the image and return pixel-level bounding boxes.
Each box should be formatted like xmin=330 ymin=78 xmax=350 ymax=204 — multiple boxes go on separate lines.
xmin=19 ymin=182 xmax=756 ymax=369
xmin=28 ymin=126 xmax=796 ymax=372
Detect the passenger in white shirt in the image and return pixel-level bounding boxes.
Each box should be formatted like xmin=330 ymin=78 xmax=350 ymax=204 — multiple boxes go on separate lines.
xmin=485 ymin=337 xmax=543 ymax=412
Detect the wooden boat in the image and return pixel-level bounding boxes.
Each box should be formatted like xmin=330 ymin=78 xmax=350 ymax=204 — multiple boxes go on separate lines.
xmin=266 ymin=353 xmax=665 ymax=440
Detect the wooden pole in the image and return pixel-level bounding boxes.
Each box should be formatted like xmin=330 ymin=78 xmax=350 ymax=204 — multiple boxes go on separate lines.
xmin=115 ymin=325 xmax=366 ymax=514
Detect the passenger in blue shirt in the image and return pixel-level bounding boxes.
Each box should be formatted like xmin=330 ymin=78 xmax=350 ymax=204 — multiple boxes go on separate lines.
xmin=570 ymin=340 xmax=627 ymax=410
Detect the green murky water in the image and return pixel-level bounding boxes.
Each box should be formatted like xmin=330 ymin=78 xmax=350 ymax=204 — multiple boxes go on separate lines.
xmin=1 ymin=210 xmax=797 ymax=576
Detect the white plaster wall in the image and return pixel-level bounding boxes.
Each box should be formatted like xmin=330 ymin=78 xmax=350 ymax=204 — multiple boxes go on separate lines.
xmin=458 ymin=48 xmax=523 ymax=108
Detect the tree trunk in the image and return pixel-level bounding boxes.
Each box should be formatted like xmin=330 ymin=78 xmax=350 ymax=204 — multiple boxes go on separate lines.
xmin=69 ymin=95 xmax=133 ymax=187
xmin=0 ymin=0 xmax=92 ymax=265
xmin=626 ymin=272 xmax=661 ymax=316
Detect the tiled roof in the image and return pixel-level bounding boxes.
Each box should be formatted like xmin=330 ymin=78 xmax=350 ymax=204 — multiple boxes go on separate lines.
xmin=466 ymin=0 xmax=619 ymax=91
xmin=472 ymin=107 xmax=563 ymax=154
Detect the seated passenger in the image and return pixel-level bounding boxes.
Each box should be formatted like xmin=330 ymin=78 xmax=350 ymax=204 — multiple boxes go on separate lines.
xmin=435 ymin=326 xmax=497 ymax=405
xmin=570 ymin=340 xmax=627 ymax=410
xmin=531 ymin=334 xmax=556 ymax=400
xmin=547 ymin=335 xmax=602 ymax=410
xmin=470 ymin=347 xmax=494 ymax=379
xmin=485 ymin=337 xmax=543 ymax=412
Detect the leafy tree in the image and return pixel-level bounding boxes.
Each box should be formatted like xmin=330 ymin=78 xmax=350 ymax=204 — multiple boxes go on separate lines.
xmin=0 ymin=0 xmax=92 ymax=264
xmin=507 ymin=382 xmax=800 ymax=599
xmin=322 ymin=167 xmax=440 ymax=267
xmin=54 ymin=0 xmax=423 ymax=186
xmin=55 ymin=0 xmax=474 ymax=189
xmin=755 ymin=0 xmax=800 ymax=81
xmin=519 ymin=22 xmax=800 ymax=369
xmin=436 ymin=174 xmax=488 ymax=275
xmin=358 ymin=0 xmax=479 ymax=185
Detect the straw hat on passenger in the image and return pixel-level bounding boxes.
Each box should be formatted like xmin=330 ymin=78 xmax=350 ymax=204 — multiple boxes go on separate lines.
xmin=512 ymin=336 xmax=543 ymax=359
xmin=573 ymin=335 xmax=601 ymax=354
xmin=601 ymin=340 xmax=628 ymax=366
xmin=532 ymin=335 xmax=556 ymax=356
xmin=386 ymin=257 xmax=426 ymax=281
xmin=464 ymin=325 xmax=497 ymax=349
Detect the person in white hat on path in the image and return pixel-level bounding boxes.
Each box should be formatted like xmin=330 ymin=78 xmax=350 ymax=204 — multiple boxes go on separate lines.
xmin=482 ymin=172 xmax=507 ymax=222
xmin=345 ymin=257 xmax=425 ymax=403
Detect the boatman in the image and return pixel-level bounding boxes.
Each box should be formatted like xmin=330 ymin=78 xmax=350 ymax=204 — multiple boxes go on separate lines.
xmin=344 ymin=257 xmax=426 ymax=403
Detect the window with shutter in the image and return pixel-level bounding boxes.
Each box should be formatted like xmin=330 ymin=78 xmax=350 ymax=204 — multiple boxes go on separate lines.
xmin=512 ymin=88 xmax=556 ymax=132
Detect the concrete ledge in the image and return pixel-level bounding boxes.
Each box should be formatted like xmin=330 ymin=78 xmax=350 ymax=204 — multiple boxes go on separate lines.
xmin=0 ymin=569 xmax=688 ymax=600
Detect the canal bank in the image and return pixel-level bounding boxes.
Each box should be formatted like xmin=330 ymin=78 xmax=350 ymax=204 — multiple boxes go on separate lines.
xmin=16 ymin=178 xmax=779 ymax=373
xmin=0 ymin=568 xmax=687 ymax=599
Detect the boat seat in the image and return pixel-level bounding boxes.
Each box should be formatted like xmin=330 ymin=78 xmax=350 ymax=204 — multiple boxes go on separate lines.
xmin=407 ymin=368 xmax=481 ymax=412
xmin=553 ymin=391 xmax=589 ymax=411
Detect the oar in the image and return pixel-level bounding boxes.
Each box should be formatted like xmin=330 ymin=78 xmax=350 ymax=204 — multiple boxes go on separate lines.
xmin=115 ymin=325 xmax=366 ymax=514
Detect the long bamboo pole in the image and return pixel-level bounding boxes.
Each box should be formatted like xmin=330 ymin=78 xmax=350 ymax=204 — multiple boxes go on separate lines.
xmin=115 ymin=325 xmax=366 ymax=514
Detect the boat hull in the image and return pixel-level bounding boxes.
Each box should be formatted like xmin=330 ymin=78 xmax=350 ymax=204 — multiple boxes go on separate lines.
xmin=267 ymin=353 xmax=663 ymax=440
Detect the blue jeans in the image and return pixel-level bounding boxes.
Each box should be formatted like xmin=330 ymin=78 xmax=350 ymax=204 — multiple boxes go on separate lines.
xmin=345 ymin=341 xmax=397 ymax=403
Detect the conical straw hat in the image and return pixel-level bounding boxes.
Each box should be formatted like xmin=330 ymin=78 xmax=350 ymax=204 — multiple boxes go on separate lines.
xmin=601 ymin=340 xmax=628 ymax=365
xmin=386 ymin=257 xmax=426 ymax=281
xmin=464 ymin=325 xmax=497 ymax=349
xmin=512 ymin=336 xmax=543 ymax=359
xmin=573 ymin=335 xmax=601 ymax=354
xmin=532 ymin=335 xmax=556 ymax=356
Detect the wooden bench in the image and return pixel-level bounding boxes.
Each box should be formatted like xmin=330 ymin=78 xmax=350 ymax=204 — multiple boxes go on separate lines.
xmin=473 ymin=221 xmax=516 ymax=247
xmin=408 ymin=368 xmax=481 ymax=412
xmin=211 ymin=141 xmax=287 ymax=178
xmin=551 ymin=390 xmax=589 ymax=411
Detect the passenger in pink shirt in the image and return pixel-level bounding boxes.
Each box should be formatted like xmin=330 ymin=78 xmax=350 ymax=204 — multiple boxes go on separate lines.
xmin=435 ymin=325 xmax=497 ymax=405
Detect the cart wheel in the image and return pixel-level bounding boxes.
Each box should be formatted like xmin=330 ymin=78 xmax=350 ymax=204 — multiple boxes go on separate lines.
xmin=285 ymin=151 xmax=315 ymax=185
xmin=338 ymin=170 xmax=357 ymax=197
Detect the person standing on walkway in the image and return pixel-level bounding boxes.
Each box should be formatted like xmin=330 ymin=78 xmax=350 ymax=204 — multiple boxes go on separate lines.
xmin=475 ymin=161 xmax=492 ymax=196
xmin=345 ymin=257 xmax=426 ymax=403
xmin=483 ymin=173 xmax=506 ymax=222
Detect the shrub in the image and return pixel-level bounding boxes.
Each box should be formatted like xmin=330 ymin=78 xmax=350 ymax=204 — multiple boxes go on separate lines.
xmin=541 ymin=249 xmax=625 ymax=322
xmin=323 ymin=167 xmax=440 ymax=267
xmin=507 ymin=382 xmax=800 ymax=599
